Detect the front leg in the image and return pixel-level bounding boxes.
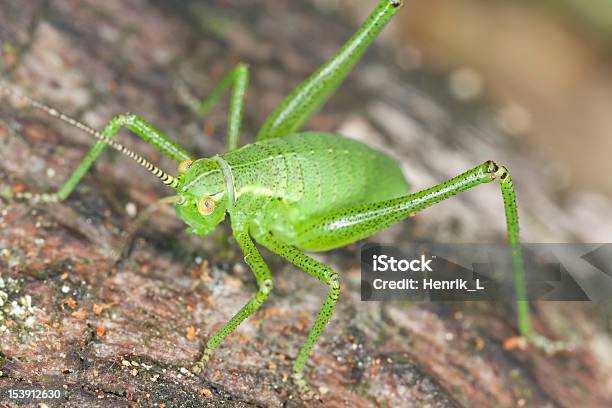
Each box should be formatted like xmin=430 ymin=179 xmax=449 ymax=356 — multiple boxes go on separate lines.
xmin=192 ymin=228 xmax=273 ymax=374
xmin=5 ymin=109 xmax=191 ymax=203
xmin=256 ymin=232 xmax=340 ymax=398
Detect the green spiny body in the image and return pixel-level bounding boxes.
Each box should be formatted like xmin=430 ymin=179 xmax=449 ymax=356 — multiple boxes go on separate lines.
xmin=177 ymin=132 xmax=409 ymax=250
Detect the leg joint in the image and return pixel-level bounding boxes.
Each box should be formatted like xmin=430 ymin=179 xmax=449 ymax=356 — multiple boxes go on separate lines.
xmin=235 ymin=62 xmax=250 ymax=73
xmin=258 ymin=278 xmax=273 ymax=297
xmin=484 ymin=160 xmax=499 ymax=174
xmin=485 ymin=160 xmax=512 ymax=183
xmin=496 ymin=165 xmax=511 ymax=182
xmin=328 ymin=272 xmax=340 ymax=299
xmin=120 ymin=112 xmax=136 ymax=122
xmin=110 ymin=113 xmax=131 ymax=124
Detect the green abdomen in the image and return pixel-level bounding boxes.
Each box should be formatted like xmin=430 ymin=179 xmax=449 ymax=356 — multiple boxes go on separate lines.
xmin=222 ymin=132 xmax=409 ymax=238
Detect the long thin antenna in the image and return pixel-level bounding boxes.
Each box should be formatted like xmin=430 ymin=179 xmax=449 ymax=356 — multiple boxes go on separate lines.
xmin=0 ymin=84 xmax=179 ymax=189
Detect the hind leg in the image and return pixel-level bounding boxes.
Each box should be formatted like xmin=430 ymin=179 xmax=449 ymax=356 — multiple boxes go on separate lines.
xmin=291 ymin=161 xmax=533 ymax=337
xmin=256 ymin=0 xmax=403 ymax=140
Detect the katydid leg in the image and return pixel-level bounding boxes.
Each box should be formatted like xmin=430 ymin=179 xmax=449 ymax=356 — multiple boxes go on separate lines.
xmin=16 ymin=113 xmax=191 ymax=203
xmin=291 ymin=161 xmax=533 ymax=338
xmin=192 ymin=228 xmax=273 ymax=373
xmin=256 ymin=0 xmax=403 ymax=140
xmin=256 ymin=232 xmax=340 ymax=395
xmin=176 ymin=63 xmax=250 ymax=151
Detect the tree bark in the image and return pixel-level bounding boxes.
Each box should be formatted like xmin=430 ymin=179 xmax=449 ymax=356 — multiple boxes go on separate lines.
xmin=1 ymin=1 xmax=611 ymax=407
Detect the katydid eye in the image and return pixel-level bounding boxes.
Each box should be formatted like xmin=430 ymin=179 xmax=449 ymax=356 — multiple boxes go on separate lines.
xmin=197 ymin=196 xmax=216 ymax=215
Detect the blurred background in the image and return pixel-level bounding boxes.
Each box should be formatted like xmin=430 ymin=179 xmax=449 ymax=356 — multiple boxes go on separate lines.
xmin=343 ymin=0 xmax=612 ymax=196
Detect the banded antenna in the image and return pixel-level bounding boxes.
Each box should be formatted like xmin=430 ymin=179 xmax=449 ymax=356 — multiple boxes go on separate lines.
xmin=0 ymin=84 xmax=179 ymax=189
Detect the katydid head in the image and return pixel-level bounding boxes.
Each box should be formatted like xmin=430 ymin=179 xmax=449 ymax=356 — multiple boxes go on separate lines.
xmin=174 ymin=158 xmax=227 ymax=235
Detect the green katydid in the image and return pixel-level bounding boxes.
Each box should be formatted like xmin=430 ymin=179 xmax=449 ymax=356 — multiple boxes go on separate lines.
xmin=1 ymin=0 xmax=554 ymax=397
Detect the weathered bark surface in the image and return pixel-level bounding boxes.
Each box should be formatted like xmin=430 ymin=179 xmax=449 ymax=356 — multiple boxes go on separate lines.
xmin=1 ymin=1 xmax=611 ymax=407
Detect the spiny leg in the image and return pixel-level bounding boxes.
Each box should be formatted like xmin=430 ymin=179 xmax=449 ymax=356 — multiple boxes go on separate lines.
xmin=256 ymin=0 xmax=403 ymax=140
xmin=41 ymin=113 xmax=191 ymax=202
xmin=192 ymin=228 xmax=273 ymax=374
xmin=257 ymin=232 xmax=340 ymax=397
xmin=291 ymin=161 xmax=535 ymax=340
xmin=176 ymin=63 xmax=250 ymax=151
xmin=1 ymin=86 xmax=191 ymax=202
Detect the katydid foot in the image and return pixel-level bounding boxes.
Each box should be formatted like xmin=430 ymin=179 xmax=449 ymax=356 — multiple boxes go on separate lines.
xmin=292 ymin=371 xmax=321 ymax=401
xmin=528 ymin=333 xmax=574 ymax=354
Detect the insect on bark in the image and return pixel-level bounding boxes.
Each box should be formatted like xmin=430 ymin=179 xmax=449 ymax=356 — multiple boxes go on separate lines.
xmin=0 ymin=0 xmax=559 ymax=398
